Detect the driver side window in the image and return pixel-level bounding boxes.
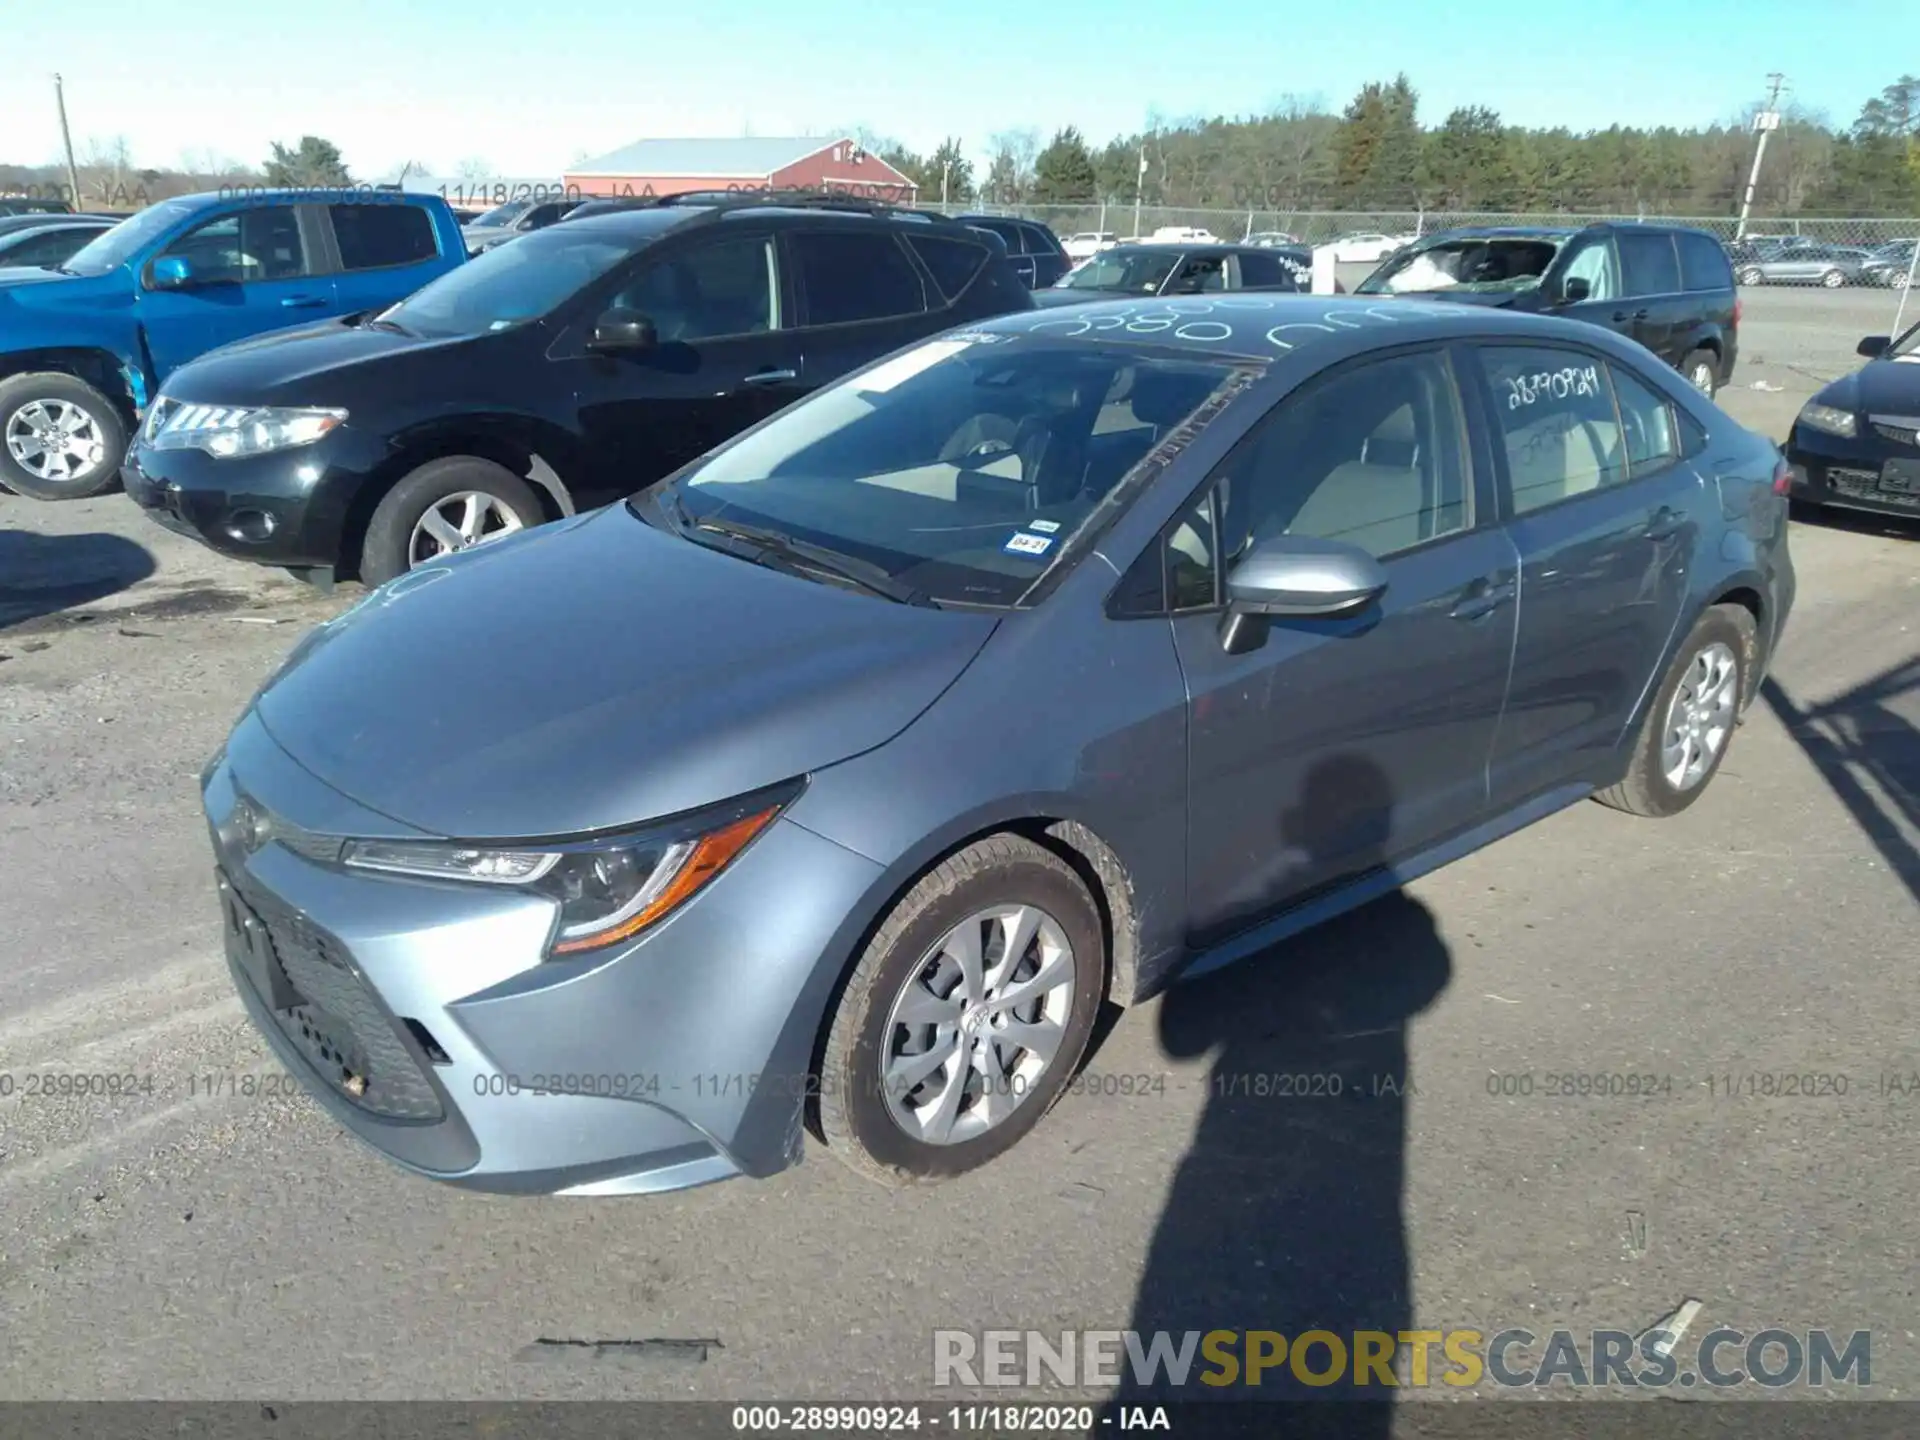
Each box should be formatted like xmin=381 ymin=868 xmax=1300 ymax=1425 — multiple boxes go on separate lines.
xmin=159 ymin=206 xmax=308 ymax=284
xmin=608 ymin=235 xmax=776 ymax=343
xmin=1559 ymin=238 xmax=1618 ymax=302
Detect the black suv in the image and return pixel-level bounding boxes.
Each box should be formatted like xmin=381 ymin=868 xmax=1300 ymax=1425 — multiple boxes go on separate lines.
xmin=121 ymin=196 xmax=1036 ymax=586
xmin=954 ymin=214 xmax=1071 ymax=288
xmin=1357 ymin=223 xmax=1740 ymax=396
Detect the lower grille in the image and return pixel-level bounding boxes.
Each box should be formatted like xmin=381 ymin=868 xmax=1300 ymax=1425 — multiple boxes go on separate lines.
xmin=1870 ymin=421 xmax=1918 ymax=448
xmin=232 ymin=876 xmax=445 ymax=1123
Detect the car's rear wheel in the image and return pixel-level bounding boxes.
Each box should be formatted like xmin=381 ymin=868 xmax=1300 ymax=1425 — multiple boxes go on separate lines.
xmin=0 ymin=372 xmax=127 ymax=501
xmin=1681 ymin=349 xmax=1720 ymax=398
xmin=816 ymin=834 xmax=1105 ymax=1187
xmin=359 ymin=456 xmax=545 ymax=586
xmin=1738 ymin=266 xmax=1764 ymax=286
xmin=1594 ymin=604 xmax=1755 ymax=819
xmin=1819 ymin=268 xmax=1844 ymax=288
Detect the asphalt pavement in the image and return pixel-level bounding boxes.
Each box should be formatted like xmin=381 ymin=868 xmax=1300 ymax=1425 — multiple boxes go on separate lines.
xmin=1 ymin=281 xmax=1916 ymax=1406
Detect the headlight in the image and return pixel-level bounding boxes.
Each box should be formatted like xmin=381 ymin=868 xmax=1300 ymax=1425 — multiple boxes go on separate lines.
xmin=339 ymin=782 xmax=799 ymax=957
xmin=147 ymin=403 xmax=346 ymax=457
xmin=1796 ymin=402 xmax=1857 ymax=439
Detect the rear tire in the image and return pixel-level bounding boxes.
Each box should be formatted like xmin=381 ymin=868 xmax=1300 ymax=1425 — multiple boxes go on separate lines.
xmin=1820 ymin=268 xmax=1845 ymax=289
xmin=1594 ymin=604 xmax=1755 ymax=819
xmin=0 ymin=372 xmax=127 ymax=501
xmin=816 ymin=835 xmax=1105 ymax=1188
xmin=358 ymin=456 xmax=544 ymax=586
xmin=1680 ymin=349 xmax=1720 ymax=398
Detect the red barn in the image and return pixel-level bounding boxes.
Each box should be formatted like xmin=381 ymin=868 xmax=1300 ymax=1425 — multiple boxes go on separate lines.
xmin=563 ymin=136 xmax=917 ymax=202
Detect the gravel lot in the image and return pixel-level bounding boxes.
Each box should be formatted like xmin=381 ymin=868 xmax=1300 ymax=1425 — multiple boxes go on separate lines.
xmin=1 ymin=283 xmax=1916 ymax=1407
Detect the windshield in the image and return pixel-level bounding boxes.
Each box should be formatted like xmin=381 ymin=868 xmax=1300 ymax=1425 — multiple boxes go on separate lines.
xmin=379 ymin=226 xmax=635 ymax=336
xmin=57 ymin=200 xmax=193 ymax=276
xmin=646 ymin=335 xmax=1242 ymax=606
xmin=1058 ymin=249 xmax=1181 ymax=292
xmin=1889 ymin=322 xmax=1920 ymax=361
xmin=469 ymin=200 xmax=532 ymax=228
xmin=1359 ymin=235 xmax=1565 ymax=295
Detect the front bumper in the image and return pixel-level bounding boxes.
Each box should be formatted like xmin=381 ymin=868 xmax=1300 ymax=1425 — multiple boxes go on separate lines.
xmin=121 ymin=428 xmax=374 ymax=569
xmin=205 ymin=710 xmax=886 ymax=1195
xmin=1785 ymin=424 xmax=1920 ymax=521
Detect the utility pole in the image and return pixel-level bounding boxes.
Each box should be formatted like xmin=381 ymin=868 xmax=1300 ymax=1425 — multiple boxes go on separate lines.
xmin=1735 ymin=73 xmax=1787 ymax=241
xmin=53 ymin=73 xmax=82 ymax=211
xmin=1132 ymin=141 xmax=1147 ymax=239
xmin=941 ymin=157 xmax=951 ymax=212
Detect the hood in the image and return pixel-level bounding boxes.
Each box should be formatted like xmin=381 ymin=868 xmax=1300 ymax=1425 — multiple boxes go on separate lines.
xmin=1814 ymin=355 xmax=1920 ymax=416
xmin=0 ymin=264 xmax=71 ymax=287
xmin=1032 ymin=287 xmax=1121 ymax=308
xmin=253 ymin=504 xmax=1001 ymax=839
xmin=158 ymin=316 xmax=483 ymax=404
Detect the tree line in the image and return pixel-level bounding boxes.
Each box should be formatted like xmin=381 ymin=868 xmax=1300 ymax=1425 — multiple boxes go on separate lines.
xmin=866 ymin=74 xmax=1920 ymax=218
xmin=8 ymin=76 xmax=1917 ymax=219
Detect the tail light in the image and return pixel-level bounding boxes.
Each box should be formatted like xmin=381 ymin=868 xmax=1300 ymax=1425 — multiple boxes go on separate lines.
xmin=1772 ymin=455 xmax=1793 ymax=496
xmin=1733 ymin=297 xmax=1743 ymax=327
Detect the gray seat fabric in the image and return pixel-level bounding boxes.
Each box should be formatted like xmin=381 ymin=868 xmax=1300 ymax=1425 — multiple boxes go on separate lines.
xmin=1287 ymin=461 xmax=1428 ymax=556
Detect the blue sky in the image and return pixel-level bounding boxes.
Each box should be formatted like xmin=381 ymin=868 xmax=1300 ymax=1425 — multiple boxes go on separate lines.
xmin=1 ymin=0 xmax=1902 ymax=182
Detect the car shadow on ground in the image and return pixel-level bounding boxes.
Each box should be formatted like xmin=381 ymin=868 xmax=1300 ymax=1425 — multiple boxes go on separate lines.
xmin=1763 ymin=658 xmax=1920 ymax=907
xmin=1788 ymin=502 xmax=1920 ymax=543
xmin=0 ymin=529 xmax=156 ymax=632
xmin=1099 ymin=754 xmax=1452 ymax=1437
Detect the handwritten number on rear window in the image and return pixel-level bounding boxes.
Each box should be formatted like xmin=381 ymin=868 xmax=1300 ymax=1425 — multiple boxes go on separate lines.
xmin=1506 ymin=365 xmax=1600 ymax=410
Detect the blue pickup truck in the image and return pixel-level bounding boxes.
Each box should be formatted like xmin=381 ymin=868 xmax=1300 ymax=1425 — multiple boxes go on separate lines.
xmin=0 ymin=189 xmax=465 ymax=500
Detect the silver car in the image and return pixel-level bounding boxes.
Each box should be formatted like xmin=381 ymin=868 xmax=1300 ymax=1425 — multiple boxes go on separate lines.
xmin=207 ymin=294 xmax=1795 ymax=1197
xmin=1735 ymin=244 xmax=1875 ymax=288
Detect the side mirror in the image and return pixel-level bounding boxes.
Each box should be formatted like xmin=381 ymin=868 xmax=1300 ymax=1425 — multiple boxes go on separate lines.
xmin=1858 ymin=335 xmax=1890 ymax=359
xmin=1560 ymin=276 xmax=1592 ymax=304
xmin=150 ymin=255 xmax=194 ymax=289
xmin=588 ymin=307 xmax=657 ymax=352
xmin=1219 ymin=534 xmax=1388 ymax=654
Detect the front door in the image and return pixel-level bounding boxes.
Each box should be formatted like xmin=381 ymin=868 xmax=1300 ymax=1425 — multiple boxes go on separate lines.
xmin=551 ymin=228 xmax=804 ymax=505
xmin=138 ymin=204 xmax=336 ymax=377
xmin=1167 ymin=346 xmax=1519 ymax=945
xmin=1471 ymin=342 xmax=1707 ymax=810
xmin=1554 ymin=232 xmax=1635 ymax=343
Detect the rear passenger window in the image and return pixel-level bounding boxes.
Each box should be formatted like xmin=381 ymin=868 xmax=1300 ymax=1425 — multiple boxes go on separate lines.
xmin=1235 ymin=251 xmax=1295 ymax=289
xmin=1022 ymin=224 xmax=1062 ymax=257
xmin=1675 ymin=231 xmax=1733 ymax=292
xmin=329 ymin=204 xmax=437 ymax=270
xmin=1617 ymin=231 xmax=1682 ymax=296
xmin=1609 ymin=364 xmax=1681 ymax=473
xmin=906 ymin=234 xmax=988 ymax=302
xmin=1480 ymin=346 xmax=1628 ymax=515
xmin=791 ymin=231 xmax=926 ymax=325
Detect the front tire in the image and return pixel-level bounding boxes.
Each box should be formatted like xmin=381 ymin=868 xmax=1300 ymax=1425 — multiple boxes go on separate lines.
xmin=359 ymin=456 xmax=545 ymax=586
xmin=1594 ymin=604 xmax=1755 ymax=819
xmin=816 ymin=835 xmax=1105 ymax=1187
xmin=0 ymin=372 xmax=127 ymax=501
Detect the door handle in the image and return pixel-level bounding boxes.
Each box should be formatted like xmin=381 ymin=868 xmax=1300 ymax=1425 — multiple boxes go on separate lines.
xmin=1450 ymin=577 xmax=1516 ymax=621
xmin=1644 ymin=506 xmax=1686 ymax=541
xmin=742 ymin=368 xmax=798 ymax=385
xmin=1611 ymin=308 xmax=1650 ymax=322
xmin=279 ymin=296 xmax=327 ymax=308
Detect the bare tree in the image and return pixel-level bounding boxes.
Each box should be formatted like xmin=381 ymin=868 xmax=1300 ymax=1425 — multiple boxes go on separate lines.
xmin=79 ymin=135 xmax=132 ymax=205
xmin=988 ymin=127 xmax=1041 ymax=201
xmin=454 ymin=157 xmax=492 ymax=182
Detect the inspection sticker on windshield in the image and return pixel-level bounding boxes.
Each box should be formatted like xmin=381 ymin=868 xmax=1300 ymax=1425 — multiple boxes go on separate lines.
xmin=1004 ymin=531 xmax=1054 ymax=556
xmin=1026 ymin=519 xmax=1062 ymax=533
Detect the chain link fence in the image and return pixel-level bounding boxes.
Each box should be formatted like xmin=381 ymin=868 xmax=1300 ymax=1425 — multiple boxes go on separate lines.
xmin=948 ymin=204 xmax=1920 ymax=252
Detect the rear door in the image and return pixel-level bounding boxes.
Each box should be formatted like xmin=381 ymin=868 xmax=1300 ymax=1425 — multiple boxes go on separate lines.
xmin=786 ymin=225 xmax=937 ymax=386
xmin=137 ymin=203 xmax=336 ymax=376
xmin=323 ymin=201 xmax=448 ymax=315
xmin=1020 ymin=222 xmax=1070 ymax=287
xmin=1470 ymin=341 xmax=1709 ymax=810
xmin=972 ymin=219 xmax=1037 ymax=287
xmin=1614 ymin=229 xmax=1687 ymax=366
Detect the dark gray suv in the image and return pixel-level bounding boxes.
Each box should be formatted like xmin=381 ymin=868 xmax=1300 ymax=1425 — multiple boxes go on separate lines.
xmin=206 ymin=294 xmax=1795 ymax=1197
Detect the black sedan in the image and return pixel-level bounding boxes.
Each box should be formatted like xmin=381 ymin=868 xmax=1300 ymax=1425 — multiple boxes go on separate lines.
xmin=1784 ymin=321 xmax=1920 ymax=523
xmin=1035 ymin=242 xmax=1309 ymax=308
xmin=0 ymin=215 xmax=118 ymax=268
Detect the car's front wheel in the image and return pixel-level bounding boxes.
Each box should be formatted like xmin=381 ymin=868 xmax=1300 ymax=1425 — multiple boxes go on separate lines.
xmin=0 ymin=372 xmax=128 ymax=501
xmin=359 ymin=456 xmax=546 ymax=586
xmin=816 ymin=835 xmax=1105 ymax=1187
xmin=1594 ymin=604 xmax=1755 ymax=819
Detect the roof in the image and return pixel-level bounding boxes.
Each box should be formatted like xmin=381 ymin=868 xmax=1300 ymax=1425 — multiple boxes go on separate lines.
xmin=568 ymin=137 xmax=838 ymax=178
xmin=964 ymin=293 xmax=1593 ymax=361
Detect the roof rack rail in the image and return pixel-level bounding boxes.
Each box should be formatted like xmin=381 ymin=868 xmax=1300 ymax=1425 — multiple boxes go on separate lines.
xmin=647 ymin=187 xmax=941 ymax=222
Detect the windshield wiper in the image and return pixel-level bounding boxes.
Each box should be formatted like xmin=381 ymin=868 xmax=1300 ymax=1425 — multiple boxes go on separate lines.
xmin=690 ymin=513 xmax=934 ymax=607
